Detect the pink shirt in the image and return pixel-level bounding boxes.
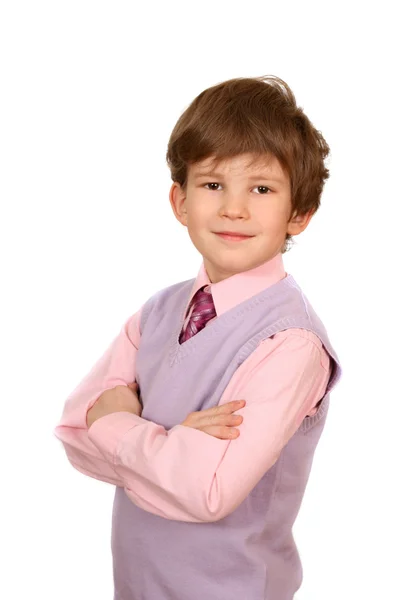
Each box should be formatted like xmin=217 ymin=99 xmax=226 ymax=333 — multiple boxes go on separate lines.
xmin=54 ymin=253 xmax=331 ymax=522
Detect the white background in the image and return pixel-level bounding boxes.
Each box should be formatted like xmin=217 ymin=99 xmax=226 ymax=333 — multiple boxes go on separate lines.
xmin=1 ymin=1 xmax=408 ymax=598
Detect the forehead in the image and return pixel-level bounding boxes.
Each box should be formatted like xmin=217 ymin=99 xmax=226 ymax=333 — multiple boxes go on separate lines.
xmin=190 ymin=153 xmax=286 ymax=181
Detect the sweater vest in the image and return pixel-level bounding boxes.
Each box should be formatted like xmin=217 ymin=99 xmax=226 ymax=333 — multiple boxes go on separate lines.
xmin=111 ymin=273 xmax=342 ymax=600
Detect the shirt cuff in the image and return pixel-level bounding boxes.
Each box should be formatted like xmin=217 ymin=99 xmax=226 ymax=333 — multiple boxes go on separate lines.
xmin=87 ymin=411 xmax=149 ymax=463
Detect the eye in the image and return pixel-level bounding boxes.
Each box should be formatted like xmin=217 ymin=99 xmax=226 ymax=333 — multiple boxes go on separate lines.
xmin=203 ymin=183 xmax=274 ymax=194
xmin=204 ymin=182 xmax=221 ymax=191
xmin=253 ymin=186 xmax=273 ymax=194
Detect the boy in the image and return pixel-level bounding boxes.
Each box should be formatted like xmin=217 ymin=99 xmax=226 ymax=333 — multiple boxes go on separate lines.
xmin=55 ymin=75 xmax=342 ymax=600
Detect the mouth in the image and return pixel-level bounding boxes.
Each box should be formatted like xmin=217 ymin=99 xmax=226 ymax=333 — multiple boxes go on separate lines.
xmin=214 ymin=232 xmax=255 ymax=242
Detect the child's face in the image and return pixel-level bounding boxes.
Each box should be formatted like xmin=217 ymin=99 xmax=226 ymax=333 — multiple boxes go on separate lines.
xmin=169 ymin=153 xmax=313 ymax=283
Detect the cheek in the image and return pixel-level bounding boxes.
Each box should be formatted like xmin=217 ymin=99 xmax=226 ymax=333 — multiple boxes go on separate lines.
xmin=189 ymin=202 xmax=213 ymax=226
xmin=258 ymin=203 xmax=288 ymax=226
xmin=186 ymin=211 xmax=207 ymax=237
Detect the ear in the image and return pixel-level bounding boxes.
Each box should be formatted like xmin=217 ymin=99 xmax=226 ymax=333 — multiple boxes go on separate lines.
xmin=286 ymin=209 xmax=314 ymax=236
xmin=169 ymin=182 xmax=188 ymax=227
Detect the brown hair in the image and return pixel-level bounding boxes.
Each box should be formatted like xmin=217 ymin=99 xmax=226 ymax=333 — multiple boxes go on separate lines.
xmin=166 ymin=75 xmax=330 ymax=253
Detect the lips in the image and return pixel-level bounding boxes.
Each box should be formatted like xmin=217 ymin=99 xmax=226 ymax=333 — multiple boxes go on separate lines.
xmin=215 ymin=232 xmax=254 ymax=241
xmin=217 ymin=232 xmax=252 ymax=237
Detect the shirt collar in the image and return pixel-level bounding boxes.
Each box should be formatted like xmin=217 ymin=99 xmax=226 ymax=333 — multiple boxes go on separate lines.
xmin=185 ymin=252 xmax=287 ymax=317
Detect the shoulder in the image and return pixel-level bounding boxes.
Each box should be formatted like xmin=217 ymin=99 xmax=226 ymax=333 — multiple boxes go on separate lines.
xmin=261 ymin=328 xmax=331 ymax=372
xmin=122 ymin=305 xmax=145 ymax=349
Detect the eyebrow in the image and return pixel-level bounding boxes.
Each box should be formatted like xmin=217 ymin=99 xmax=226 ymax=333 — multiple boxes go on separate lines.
xmin=193 ymin=170 xmax=284 ymax=184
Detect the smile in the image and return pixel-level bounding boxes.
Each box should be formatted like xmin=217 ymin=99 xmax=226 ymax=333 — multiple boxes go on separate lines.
xmin=215 ymin=233 xmax=254 ymax=242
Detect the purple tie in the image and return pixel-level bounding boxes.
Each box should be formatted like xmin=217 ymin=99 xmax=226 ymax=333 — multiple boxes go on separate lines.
xmin=179 ymin=286 xmax=216 ymax=344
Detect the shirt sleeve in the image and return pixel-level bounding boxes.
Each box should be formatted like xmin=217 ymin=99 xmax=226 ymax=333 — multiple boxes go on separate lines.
xmin=87 ymin=328 xmax=332 ymax=522
xmin=53 ymin=306 xmax=144 ymax=485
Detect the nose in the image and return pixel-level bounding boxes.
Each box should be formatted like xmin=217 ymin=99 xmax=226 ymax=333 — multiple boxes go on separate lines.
xmin=218 ymin=191 xmax=250 ymax=219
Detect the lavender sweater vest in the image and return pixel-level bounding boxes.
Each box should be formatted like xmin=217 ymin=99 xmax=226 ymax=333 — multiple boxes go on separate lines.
xmin=111 ymin=274 xmax=342 ymax=600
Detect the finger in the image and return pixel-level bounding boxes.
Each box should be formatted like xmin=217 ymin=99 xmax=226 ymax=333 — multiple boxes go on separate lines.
xmin=188 ymin=401 xmax=245 ymax=427
xmin=201 ymin=425 xmax=240 ymax=440
xmin=212 ymin=413 xmax=243 ymax=424
xmin=209 ymin=400 xmax=246 ymax=416
xmin=209 ymin=408 xmax=244 ymax=424
xmin=199 ymin=413 xmax=243 ymax=429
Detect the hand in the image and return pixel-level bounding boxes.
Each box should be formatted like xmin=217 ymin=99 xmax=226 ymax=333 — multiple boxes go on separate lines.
xmin=181 ymin=400 xmax=246 ymax=440
xmin=86 ymin=382 xmax=142 ymax=429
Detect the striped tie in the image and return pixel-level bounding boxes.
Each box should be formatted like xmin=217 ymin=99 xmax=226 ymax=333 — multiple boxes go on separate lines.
xmin=179 ymin=286 xmax=216 ymax=344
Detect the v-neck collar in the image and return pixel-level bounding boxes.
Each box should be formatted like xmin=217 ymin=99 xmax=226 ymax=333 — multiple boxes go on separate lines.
xmin=169 ymin=273 xmax=293 ymax=366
